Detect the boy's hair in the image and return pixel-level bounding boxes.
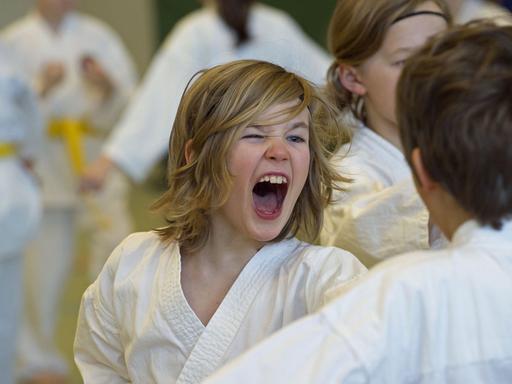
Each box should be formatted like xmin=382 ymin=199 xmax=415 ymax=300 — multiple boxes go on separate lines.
xmin=153 ymin=60 xmax=350 ymax=252
xmin=326 ymin=0 xmax=452 ymax=120
xmin=397 ymin=22 xmax=512 ymax=229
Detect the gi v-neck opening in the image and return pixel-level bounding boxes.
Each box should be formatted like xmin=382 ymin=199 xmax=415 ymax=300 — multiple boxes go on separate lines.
xmin=162 ymin=238 xmax=300 ymax=352
xmin=175 ymin=237 xmax=301 ymax=384
xmin=177 ymin=241 xmax=285 ymax=327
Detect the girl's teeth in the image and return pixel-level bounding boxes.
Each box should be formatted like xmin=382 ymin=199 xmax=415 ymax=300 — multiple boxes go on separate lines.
xmin=258 ymin=175 xmax=288 ymax=184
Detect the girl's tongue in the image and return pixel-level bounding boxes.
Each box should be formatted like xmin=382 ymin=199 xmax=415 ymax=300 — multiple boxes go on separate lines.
xmin=252 ymin=181 xmax=287 ymax=218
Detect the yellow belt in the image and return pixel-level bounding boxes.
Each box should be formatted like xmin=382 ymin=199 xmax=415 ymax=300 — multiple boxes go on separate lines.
xmin=47 ymin=119 xmax=95 ymax=174
xmin=0 ymin=143 xmax=17 ymax=158
xmin=48 ymin=119 xmax=111 ymax=229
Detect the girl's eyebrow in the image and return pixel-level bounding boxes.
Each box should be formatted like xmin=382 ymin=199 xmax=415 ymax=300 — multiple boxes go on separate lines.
xmin=391 ymin=46 xmax=416 ymax=55
xmin=247 ymin=122 xmax=309 ymax=131
xmin=289 ymin=122 xmax=309 ymax=130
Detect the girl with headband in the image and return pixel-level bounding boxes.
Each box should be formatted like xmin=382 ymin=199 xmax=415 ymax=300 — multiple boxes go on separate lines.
xmin=320 ymin=0 xmax=451 ymax=267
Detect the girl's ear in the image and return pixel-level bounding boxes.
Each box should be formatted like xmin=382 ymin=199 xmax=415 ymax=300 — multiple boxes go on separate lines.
xmin=184 ymin=139 xmax=195 ymax=164
xmin=338 ymin=64 xmax=367 ymax=96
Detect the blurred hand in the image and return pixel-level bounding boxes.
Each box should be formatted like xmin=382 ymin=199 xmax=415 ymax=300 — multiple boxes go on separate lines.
xmin=38 ymin=61 xmax=65 ymax=97
xmin=21 ymin=158 xmax=42 ymax=186
xmin=81 ymin=55 xmax=114 ymax=99
xmin=79 ymin=154 xmax=115 ymax=192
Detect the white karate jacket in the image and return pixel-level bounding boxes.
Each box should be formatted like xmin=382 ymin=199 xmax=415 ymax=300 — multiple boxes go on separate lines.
xmin=320 ymin=124 xmax=445 ymax=267
xmin=206 ymin=220 xmax=512 ymax=383
xmin=74 ymin=232 xmax=365 ymax=383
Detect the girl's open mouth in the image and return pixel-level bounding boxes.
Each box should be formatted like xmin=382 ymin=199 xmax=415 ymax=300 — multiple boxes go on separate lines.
xmin=252 ymin=175 xmax=288 ymax=219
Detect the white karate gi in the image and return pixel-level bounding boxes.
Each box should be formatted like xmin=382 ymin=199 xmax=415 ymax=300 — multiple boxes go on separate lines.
xmin=74 ymin=232 xmax=366 ymax=384
xmin=103 ymin=3 xmax=331 ymax=182
xmin=0 ymin=49 xmax=42 ymax=384
xmin=206 ymin=220 xmax=512 ymax=384
xmin=457 ymin=0 xmax=512 ymax=24
xmin=320 ymin=123 xmax=445 ymax=267
xmin=1 ymin=11 xmax=137 ymax=377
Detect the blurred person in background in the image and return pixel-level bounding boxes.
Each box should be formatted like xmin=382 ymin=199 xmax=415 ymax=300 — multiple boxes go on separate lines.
xmin=79 ymin=0 xmax=331 ymax=192
xmin=1 ymin=0 xmax=137 ymax=382
xmin=0 ymin=40 xmax=42 ymax=384
xmin=319 ymin=0 xmax=451 ymax=267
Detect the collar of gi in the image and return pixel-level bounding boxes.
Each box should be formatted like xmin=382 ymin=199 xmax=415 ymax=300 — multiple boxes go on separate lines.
xmin=392 ymin=11 xmax=449 ymax=25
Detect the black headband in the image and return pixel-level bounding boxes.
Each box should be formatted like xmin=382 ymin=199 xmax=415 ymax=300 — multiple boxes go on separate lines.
xmin=392 ymin=11 xmax=449 ymax=25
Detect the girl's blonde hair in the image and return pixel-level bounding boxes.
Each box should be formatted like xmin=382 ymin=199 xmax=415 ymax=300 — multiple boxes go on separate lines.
xmin=153 ymin=60 xmax=350 ymax=252
xmin=326 ymin=0 xmax=452 ymax=120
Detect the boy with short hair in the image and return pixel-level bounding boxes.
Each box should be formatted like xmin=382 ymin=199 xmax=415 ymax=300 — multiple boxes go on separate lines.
xmin=204 ymin=22 xmax=512 ymax=383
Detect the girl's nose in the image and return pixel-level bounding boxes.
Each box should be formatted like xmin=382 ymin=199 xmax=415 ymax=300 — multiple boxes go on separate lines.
xmin=265 ymin=137 xmax=289 ymax=161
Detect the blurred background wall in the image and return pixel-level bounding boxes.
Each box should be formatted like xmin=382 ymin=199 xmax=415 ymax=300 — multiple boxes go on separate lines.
xmin=1 ymin=1 xmax=336 ymax=76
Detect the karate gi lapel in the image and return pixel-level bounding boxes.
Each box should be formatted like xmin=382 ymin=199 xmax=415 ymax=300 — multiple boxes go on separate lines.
xmin=176 ymin=238 xmax=300 ymax=384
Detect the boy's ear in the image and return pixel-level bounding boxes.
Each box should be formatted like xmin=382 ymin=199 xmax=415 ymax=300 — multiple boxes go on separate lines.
xmin=184 ymin=139 xmax=195 ymax=164
xmin=411 ymin=148 xmax=436 ymax=191
xmin=338 ymin=64 xmax=367 ymax=96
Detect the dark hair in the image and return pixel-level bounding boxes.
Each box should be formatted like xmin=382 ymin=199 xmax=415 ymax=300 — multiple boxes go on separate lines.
xmin=397 ymin=21 xmax=512 ymax=229
xmin=216 ymin=0 xmax=255 ymax=46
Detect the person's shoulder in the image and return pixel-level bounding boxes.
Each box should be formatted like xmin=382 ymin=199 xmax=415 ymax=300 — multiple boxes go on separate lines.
xmin=159 ymin=7 xmax=216 ymax=50
xmin=366 ymin=248 xmax=455 ymax=293
xmin=251 ymin=3 xmax=295 ymax=23
xmin=284 ymin=239 xmax=365 ymax=273
xmin=479 ymin=2 xmax=512 ymax=22
xmin=250 ymin=3 xmax=302 ymax=33
xmin=171 ymin=7 xmax=217 ymax=34
xmin=117 ymin=230 xmax=162 ymax=248
xmin=294 ymin=240 xmax=360 ymax=260
xmin=73 ymin=12 xmax=110 ymax=29
xmin=73 ymin=12 xmax=123 ymax=40
xmin=1 ymin=14 xmax=35 ymax=40
xmin=104 ymin=231 xmax=170 ymax=278
xmin=338 ymin=125 xmax=408 ymax=187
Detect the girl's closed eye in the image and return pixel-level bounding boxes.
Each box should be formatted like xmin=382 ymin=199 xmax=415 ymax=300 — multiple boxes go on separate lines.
xmin=240 ymin=126 xmax=265 ymax=141
xmin=241 ymin=133 xmax=265 ymax=140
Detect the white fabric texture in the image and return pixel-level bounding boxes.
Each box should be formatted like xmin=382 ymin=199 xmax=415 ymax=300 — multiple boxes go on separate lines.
xmin=320 ymin=123 xmax=445 ymax=267
xmin=456 ymin=0 xmax=512 ymax=24
xmin=0 ymin=255 xmax=23 ymax=384
xmin=17 ymin=208 xmax=77 ymax=378
xmin=0 ymin=59 xmax=42 ymax=258
xmin=206 ymin=220 xmax=512 ymax=384
xmin=74 ymin=232 xmax=366 ymax=384
xmin=103 ymin=3 xmax=332 ymax=181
